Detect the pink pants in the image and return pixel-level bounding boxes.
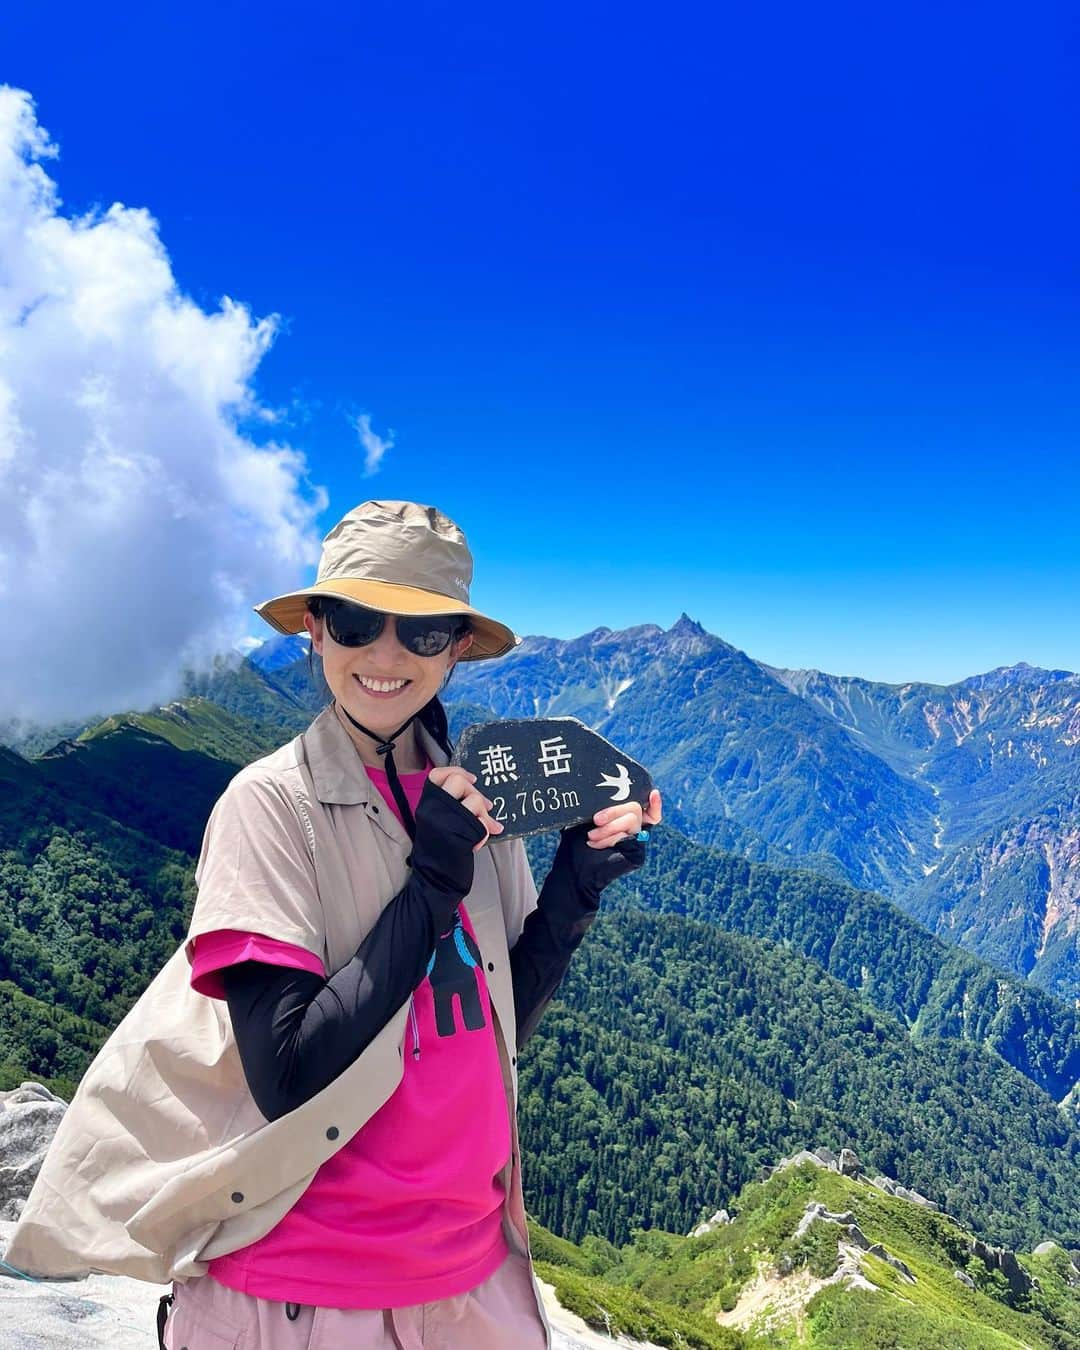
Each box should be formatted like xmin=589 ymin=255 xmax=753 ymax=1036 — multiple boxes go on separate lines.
xmin=163 ymin=1251 xmax=550 ymax=1349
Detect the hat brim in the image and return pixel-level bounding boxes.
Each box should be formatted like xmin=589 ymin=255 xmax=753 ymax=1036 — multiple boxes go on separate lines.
xmin=254 ymin=579 xmax=518 ymax=661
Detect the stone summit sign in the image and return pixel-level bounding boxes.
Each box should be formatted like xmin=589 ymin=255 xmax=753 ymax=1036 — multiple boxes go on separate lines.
xmin=454 ymin=717 xmax=654 ymax=840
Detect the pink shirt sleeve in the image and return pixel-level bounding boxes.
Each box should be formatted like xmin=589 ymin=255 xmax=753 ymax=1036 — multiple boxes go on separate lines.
xmin=190 ymin=928 xmax=326 ymax=999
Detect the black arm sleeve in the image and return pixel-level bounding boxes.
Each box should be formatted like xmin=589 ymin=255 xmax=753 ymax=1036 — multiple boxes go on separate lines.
xmin=510 ymin=824 xmax=646 ymax=1049
xmin=223 ymin=781 xmax=486 ymax=1121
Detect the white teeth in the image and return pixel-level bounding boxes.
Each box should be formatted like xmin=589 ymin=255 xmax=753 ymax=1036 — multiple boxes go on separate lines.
xmin=356 ymin=676 xmax=409 ymax=692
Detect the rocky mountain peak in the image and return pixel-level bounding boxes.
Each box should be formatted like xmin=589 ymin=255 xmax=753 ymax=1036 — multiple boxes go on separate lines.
xmin=668 ymin=612 xmax=706 ymax=638
xmin=959 ymin=662 xmax=1078 ymax=692
xmin=659 ymin=612 xmax=725 ymax=660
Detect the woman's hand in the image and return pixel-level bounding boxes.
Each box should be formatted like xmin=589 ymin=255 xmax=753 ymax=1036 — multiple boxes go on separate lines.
xmin=553 ymin=788 xmax=661 ymax=899
xmin=427 ymin=765 xmax=505 ymax=851
xmin=586 ymin=787 xmax=663 ymax=850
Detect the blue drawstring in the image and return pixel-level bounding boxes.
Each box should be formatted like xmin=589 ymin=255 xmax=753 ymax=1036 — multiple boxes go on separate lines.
xmin=0 ymin=1257 xmax=39 ymax=1282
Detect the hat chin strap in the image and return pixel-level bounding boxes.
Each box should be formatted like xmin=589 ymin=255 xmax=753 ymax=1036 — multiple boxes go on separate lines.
xmin=336 ymin=702 xmax=419 ymax=841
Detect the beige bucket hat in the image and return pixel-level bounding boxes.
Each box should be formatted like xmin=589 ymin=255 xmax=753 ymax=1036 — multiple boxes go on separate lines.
xmin=254 ymin=500 xmax=518 ymax=661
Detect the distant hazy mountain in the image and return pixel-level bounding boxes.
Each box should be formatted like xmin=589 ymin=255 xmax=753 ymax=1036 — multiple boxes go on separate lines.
xmin=763 ymin=660 xmax=1080 ymax=996
xmin=0 ymin=640 xmax=317 ymax=758
xmin=177 ymin=650 xmax=322 ymax=736
xmin=246 ymin=633 xmax=311 ymax=674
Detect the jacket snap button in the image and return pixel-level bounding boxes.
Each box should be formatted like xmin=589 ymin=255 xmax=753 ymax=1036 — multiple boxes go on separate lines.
xmin=371 ymin=803 xmax=379 ymax=813
xmin=405 ymin=853 xmax=413 ymax=867
xmin=512 ymin=1056 xmax=517 ymax=1066
xmin=231 ymin=1191 xmax=244 ymax=1203
xmin=326 ymin=1126 xmax=339 ymax=1140
xmin=487 ymin=962 xmax=495 ymax=972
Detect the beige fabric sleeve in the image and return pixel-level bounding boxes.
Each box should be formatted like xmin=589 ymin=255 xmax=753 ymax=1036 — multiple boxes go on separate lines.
xmin=186 ymin=769 xmax=325 ymax=966
xmin=490 ymin=835 xmax=538 ymax=948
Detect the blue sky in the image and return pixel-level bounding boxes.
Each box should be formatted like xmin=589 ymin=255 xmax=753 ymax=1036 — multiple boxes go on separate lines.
xmin=3 ymin=0 xmax=1079 ymax=688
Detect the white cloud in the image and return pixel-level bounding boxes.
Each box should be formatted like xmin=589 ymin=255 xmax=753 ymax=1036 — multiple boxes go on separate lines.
xmin=0 ymin=87 xmax=329 ymax=726
xmin=354 ymin=412 xmax=394 ymax=476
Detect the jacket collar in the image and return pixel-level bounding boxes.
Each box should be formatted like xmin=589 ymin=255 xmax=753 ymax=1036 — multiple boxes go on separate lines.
xmin=303 ymin=702 xmax=450 ymax=806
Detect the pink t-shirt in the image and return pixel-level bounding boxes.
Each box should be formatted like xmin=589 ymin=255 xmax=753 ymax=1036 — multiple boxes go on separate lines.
xmin=189 ymin=760 xmax=512 ymax=1308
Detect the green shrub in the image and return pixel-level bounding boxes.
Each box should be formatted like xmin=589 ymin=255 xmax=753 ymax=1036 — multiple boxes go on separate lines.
xmin=534 ymin=1261 xmax=744 ymax=1349
xmin=525 ymin=1218 xmax=594 ymax=1274
xmin=777 ymin=1218 xmax=839 ymax=1279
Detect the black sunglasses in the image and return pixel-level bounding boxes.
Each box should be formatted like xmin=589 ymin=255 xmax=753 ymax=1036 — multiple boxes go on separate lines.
xmin=319 ymin=599 xmax=468 ymax=657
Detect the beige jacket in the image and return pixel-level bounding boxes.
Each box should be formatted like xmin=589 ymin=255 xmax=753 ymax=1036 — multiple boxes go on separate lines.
xmin=6 ymin=704 xmax=547 ymax=1332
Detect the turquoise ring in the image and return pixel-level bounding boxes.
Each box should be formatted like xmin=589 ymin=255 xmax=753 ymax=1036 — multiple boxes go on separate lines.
xmin=636 ymin=830 xmax=650 ymax=842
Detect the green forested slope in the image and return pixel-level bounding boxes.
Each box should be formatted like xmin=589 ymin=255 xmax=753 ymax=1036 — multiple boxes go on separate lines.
xmin=0 ymin=747 xmax=199 ymax=1089
xmin=78 ymin=696 xmax=288 ymax=764
xmin=0 ymin=827 xmax=192 ymax=1037
xmin=580 ymin=825 xmax=1080 ymax=1104
xmin=518 ymin=910 xmax=1080 ymax=1252
xmin=0 ymin=980 xmax=106 ymax=1098
xmin=32 ymin=733 xmax=234 ymax=857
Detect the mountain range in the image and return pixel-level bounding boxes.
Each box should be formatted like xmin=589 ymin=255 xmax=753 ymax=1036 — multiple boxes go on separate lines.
xmin=443 ymin=617 xmax=1080 ymax=1000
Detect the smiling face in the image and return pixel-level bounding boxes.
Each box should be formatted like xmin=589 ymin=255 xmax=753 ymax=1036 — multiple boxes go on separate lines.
xmin=303 ymin=603 xmax=473 ymax=764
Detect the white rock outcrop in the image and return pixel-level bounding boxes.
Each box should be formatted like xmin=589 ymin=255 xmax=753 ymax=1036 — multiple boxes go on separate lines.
xmin=690 ymin=1208 xmax=731 ymax=1237
xmin=0 ymin=1082 xmax=68 ymax=1222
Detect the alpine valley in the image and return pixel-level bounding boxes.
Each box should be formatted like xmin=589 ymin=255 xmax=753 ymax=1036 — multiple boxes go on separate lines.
xmin=2 ymin=617 xmax=1080 ymax=1348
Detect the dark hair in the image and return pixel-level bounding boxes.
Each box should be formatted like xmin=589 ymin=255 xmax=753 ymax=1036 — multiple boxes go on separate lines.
xmin=305 ymin=597 xmax=326 ymax=693
xmin=303 ymin=596 xmax=467 ymax=757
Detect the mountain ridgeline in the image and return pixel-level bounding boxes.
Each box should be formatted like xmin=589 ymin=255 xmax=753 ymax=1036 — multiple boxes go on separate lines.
xmin=528 ymin=1156 xmax=1080 ymax=1349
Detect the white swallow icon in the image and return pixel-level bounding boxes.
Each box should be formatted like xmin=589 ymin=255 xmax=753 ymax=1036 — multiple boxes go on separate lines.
xmin=596 ymin=764 xmax=632 ymax=801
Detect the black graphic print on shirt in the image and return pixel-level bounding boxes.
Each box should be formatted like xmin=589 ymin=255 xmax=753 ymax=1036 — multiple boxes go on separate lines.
xmin=426 ymin=912 xmax=486 ymax=1037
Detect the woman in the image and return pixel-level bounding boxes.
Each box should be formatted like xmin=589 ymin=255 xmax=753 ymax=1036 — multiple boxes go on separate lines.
xmin=6 ymin=499 xmax=661 ymax=1349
